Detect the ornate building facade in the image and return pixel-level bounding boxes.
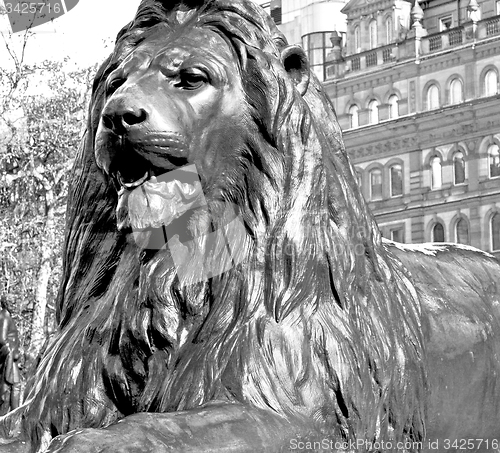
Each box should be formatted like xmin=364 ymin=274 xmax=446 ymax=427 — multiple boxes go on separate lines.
xmin=272 ymin=0 xmax=500 ymax=255
xmin=259 ymin=0 xmax=349 ymax=80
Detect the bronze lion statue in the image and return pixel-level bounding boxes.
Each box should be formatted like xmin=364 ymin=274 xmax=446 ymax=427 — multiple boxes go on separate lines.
xmin=2 ymin=0 xmax=500 ymax=452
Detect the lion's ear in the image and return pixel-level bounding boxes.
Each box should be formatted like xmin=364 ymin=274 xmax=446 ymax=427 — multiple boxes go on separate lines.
xmin=281 ymin=45 xmax=310 ymax=96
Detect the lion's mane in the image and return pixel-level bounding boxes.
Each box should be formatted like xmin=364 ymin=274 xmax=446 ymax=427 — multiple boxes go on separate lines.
xmin=17 ymin=0 xmax=426 ymax=450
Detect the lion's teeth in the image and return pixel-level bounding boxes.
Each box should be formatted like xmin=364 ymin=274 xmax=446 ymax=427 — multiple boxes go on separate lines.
xmin=118 ymin=171 xmax=149 ymax=189
xmin=150 ymin=175 xmax=158 ymax=183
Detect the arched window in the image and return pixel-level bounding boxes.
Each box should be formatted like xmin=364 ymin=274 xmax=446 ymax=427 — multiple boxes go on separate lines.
xmin=369 ymin=20 xmax=377 ymax=49
xmin=390 ymin=164 xmax=403 ymax=197
xmin=431 ymin=156 xmax=442 ymax=189
xmin=432 ymin=223 xmax=445 ymax=242
xmin=354 ymin=25 xmax=361 ymax=52
xmin=489 ymin=144 xmax=500 ymax=178
xmin=485 ymin=69 xmax=498 ymax=97
xmin=370 ymin=168 xmax=383 ymax=200
xmin=388 ymin=95 xmax=399 ymax=119
xmin=453 ymin=151 xmax=466 ymax=184
xmin=492 ymin=213 xmax=500 ymax=251
xmin=386 ymin=16 xmax=393 ymax=43
xmin=450 ymin=78 xmax=463 ymax=104
xmin=456 ymin=218 xmax=469 ymax=245
xmin=368 ymin=99 xmax=379 ymax=124
xmin=349 ymin=104 xmax=359 ymax=128
xmin=427 ymin=84 xmax=440 ymax=110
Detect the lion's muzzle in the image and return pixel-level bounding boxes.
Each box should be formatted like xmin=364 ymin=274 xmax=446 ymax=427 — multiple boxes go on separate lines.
xmin=101 ymin=103 xmax=148 ymax=137
xmin=95 ymin=89 xmax=190 ymax=180
xmin=94 ymin=90 xmax=204 ymax=245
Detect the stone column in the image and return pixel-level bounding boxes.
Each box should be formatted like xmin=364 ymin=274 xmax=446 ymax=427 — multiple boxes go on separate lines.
xmin=411 ymin=0 xmax=425 ymax=63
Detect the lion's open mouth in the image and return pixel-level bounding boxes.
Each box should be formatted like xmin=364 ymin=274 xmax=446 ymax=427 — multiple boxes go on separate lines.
xmin=116 ymin=165 xmax=203 ymax=232
xmin=117 ymin=171 xmax=149 ymax=189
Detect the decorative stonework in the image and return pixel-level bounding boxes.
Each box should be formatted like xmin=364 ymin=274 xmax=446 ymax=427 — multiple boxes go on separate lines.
xmin=347 ymin=115 xmax=500 ymax=160
xmin=409 ymin=80 xmax=416 ymax=112
xmin=350 ymin=136 xmax=419 ymax=159
xmin=420 ymin=57 xmax=462 ymax=73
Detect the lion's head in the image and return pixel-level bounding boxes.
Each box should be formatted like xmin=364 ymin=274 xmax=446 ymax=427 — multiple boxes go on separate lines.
xmin=95 ymin=23 xmax=248 ymax=234
xmin=14 ymin=0 xmax=427 ymax=450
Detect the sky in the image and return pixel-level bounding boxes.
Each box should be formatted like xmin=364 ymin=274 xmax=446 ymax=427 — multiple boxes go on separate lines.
xmin=0 ymin=1 xmax=144 ymax=69
xmin=0 ymin=0 xmax=269 ymax=70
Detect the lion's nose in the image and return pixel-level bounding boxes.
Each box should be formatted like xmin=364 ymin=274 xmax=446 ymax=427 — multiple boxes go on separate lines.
xmin=101 ymin=106 xmax=148 ymax=135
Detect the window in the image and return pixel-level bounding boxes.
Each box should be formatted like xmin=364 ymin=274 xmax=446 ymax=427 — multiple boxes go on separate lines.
xmin=453 ymin=151 xmax=466 ymax=184
xmin=370 ymin=168 xmax=383 ymax=200
xmin=427 ymin=84 xmax=440 ymax=110
xmin=388 ymin=95 xmax=399 ymax=119
xmin=450 ymin=78 xmax=463 ymax=104
xmin=390 ymin=227 xmax=404 ymax=243
xmin=368 ymin=99 xmax=379 ymax=124
xmin=485 ymin=69 xmax=498 ymax=96
xmin=390 ymin=164 xmax=403 ymax=196
xmin=489 ymin=144 xmax=500 ymax=178
xmin=492 ymin=213 xmax=500 ymax=251
xmin=354 ymin=25 xmax=361 ymax=52
xmin=349 ymin=105 xmax=359 ymax=128
xmin=304 ymin=32 xmax=331 ymax=81
xmin=456 ymin=219 xmax=469 ymax=245
xmin=386 ymin=16 xmax=393 ymax=44
xmin=431 ymin=156 xmax=442 ymax=189
xmin=432 ymin=223 xmax=445 ymax=242
xmin=369 ymin=20 xmax=377 ymax=49
xmin=439 ymin=15 xmax=453 ymax=31
xmin=270 ymin=0 xmax=282 ymax=25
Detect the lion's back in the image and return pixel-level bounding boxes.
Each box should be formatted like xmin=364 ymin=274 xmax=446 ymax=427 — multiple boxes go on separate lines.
xmin=386 ymin=240 xmax=500 ymax=353
xmin=385 ymin=241 xmax=500 ymax=440
xmin=385 ymin=241 xmax=500 ymax=305
xmin=389 ymin=241 xmax=499 ymax=357
xmin=386 ymin=241 xmax=500 ymax=320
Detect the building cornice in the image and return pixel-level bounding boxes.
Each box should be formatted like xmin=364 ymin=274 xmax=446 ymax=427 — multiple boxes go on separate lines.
xmin=343 ymin=95 xmax=500 ymax=162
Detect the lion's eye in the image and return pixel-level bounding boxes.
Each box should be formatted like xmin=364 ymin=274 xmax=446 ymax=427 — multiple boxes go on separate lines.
xmin=175 ymin=69 xmax=207 ymax=90
xmin=106 ymin=77 xmax=126 ymax=95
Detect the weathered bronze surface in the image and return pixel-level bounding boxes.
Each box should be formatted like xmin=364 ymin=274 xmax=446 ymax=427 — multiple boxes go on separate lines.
xmin=1 ymin=0 xmax=500 ymax=452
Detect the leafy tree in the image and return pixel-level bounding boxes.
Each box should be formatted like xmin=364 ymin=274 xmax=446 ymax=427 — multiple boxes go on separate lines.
xmin=0 ymin=33 xmax=96 ymax=373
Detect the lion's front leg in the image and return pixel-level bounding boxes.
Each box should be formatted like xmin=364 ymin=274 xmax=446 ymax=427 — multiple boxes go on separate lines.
xmin=46 ymin=402 xmax=304 ymax=453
